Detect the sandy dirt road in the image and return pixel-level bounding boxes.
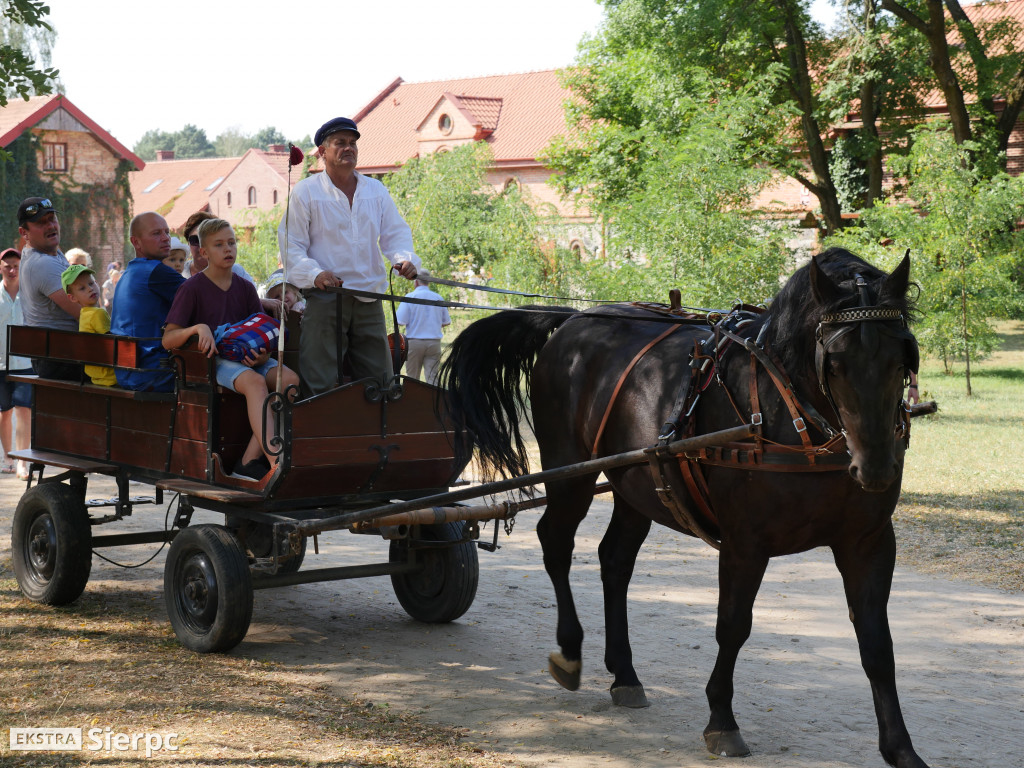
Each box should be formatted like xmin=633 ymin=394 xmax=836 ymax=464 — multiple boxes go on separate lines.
xmin=3 ymin=476 xmax=1023 ymax=767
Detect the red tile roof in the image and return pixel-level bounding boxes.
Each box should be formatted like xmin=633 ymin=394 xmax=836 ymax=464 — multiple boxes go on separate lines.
xmin=352 ymin=69 xmax=571 ymax=171
xmin=0 ymin=94 xmax=143 ymax=169
xmin=129 ymin=155 xmax=241 ymax=231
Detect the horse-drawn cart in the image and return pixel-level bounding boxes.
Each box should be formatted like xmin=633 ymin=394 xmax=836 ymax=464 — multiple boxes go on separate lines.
xmin=6 ymin=322 xmax=749 ymax=654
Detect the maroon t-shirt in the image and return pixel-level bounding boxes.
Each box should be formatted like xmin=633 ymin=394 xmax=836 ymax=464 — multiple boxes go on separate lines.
xmin=165 ymin=272 xmax=261 ymax=331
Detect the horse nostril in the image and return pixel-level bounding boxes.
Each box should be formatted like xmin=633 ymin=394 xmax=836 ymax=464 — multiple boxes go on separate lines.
xmin=848 ymin=464 xmax=860 ymax=483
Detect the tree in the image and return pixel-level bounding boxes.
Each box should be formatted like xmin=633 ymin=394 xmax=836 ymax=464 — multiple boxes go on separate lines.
xmin=213 ymin=126 xmax=252 ymax=158
xmin=384 ymin=143 xmax=566 ymax=298
xmin=552 ymin=0 xmax=862 ymax=232
xmin=880 ymin=0 xmax=1024 ymax=159
xmin=132 ymin=125 xmax=215 ymax=161
xmin=252 ymin=126 xmax=286 ymax=149
xmin=1 ymin=0 xmax=58 ymax=107
xmin=173 ymin=124 xmax=215 ymax=158
xmin=546 ymin=66 xmax=789 ymax=305
xmin=827 ymin=125 xmax=1023 ymax=395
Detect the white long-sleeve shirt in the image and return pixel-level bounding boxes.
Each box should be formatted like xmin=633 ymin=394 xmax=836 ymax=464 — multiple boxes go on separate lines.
xmin=278 ymin=171 xmax=420 ymax=297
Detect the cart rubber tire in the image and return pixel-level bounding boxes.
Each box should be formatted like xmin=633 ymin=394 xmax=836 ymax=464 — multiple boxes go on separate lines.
xmin=390 ymin=522 xmax=479 ymax=623
xmin=11 ymin=483 xmax=92 ymax=605
xmin=164 ymin=525 xmax=253 ymax=653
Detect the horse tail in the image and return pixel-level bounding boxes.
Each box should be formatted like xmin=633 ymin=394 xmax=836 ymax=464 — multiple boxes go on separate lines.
xmin=439 ymin=307 xmax=573 ymax=480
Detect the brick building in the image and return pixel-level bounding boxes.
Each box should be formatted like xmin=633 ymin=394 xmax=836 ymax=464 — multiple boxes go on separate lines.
xmin=351 ymin=70 xmax=599 ymax=257
xmin=129 ymin=145 xmax=304 ymax=232
xmin=0 ymin=94 xmax=143 ymax=269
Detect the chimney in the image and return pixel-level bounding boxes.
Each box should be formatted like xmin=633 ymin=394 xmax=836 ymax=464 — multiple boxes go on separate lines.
xmin=268 ymin=144 xmax=286 ymax=153
xmin=155 ymin=149 xmax=175 ymax=161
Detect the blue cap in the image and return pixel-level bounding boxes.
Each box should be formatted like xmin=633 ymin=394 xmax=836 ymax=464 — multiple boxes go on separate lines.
xmin=314 ymin=117 xmax=360 ymax=146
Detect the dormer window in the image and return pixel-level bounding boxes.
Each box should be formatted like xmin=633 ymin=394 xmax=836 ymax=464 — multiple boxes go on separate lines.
xmin=438 ymin=113 xmax=453 ymax=135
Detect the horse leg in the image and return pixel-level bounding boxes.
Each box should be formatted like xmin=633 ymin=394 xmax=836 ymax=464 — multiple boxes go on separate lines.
xmin=703 ymin=545 xmax=768 ymax=758
xmin=538 ymin=474 xmax=597 ymax=693
xmin=832 ymin=526 xmax=930 ymax=768
xmin=598 ymin=496 xmax=652 ymax=708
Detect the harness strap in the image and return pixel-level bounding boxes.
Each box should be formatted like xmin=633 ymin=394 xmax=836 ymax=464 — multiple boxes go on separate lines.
xmin=644 ymin=444 xmax=721 ymax=550
xmin=591 ymin=324 xmax=682 ymax=459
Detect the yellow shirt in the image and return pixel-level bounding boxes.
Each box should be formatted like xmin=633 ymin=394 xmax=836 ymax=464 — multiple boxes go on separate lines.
xmin=79 ymin=306 xmax=117 ymax=387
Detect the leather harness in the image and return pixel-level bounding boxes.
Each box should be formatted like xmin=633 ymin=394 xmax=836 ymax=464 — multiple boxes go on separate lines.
xmin=590 ymin=298 xmax=915 ymax=550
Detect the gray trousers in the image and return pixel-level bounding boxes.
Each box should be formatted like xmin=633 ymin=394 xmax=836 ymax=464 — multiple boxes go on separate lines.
xmin=405 ymin=338 xmax=442 ymax=385
xmin=300 ymin=291 xmax=393 ymax=395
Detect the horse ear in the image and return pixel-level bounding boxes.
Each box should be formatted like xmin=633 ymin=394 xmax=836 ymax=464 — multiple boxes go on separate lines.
xmin=809 ymin=255 xmax=843 ymax=309
xmin=882 ymin=252 xmax=911 ymax=301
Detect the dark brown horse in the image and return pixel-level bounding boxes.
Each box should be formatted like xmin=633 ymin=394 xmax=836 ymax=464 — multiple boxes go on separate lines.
xmin=440 ymin=248 xmax=930 ymax=767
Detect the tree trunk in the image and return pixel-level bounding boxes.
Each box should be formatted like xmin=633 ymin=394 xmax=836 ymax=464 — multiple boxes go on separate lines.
xmin=961 ymin=270 xmax=972 ymax=396
xmin=882 ymin=0 xmax=974 ymax=144
xmin=861 ymin=0 xmax=884 ymax=205
xmin=776 ymin=0 xmax=845 ymax=232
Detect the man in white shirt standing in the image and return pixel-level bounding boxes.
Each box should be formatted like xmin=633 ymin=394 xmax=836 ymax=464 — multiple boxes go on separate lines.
xmin=278 ymin=117 xmax=419 ymax=394
xmin=396 ymin=277 xmax=450 ymax=386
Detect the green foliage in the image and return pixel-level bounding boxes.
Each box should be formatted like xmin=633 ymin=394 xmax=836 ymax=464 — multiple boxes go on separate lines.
xmin=384 ymin=143 xmax=564 ymax=300
xmin=213 ymin=125 xmax=292 ymax=157
xmin=133 ymin=124 xmax=216 ymax=161
xmin=0 ymin=0 xmax=58 ymax=109
xmin=234 ymin=205 xmax=283 ymax=284
xmin=829 ymin=134 xmax=867 ymax=210
xmin=0 ymin=133 xmax=132 ymax=258
xmin=826 ymin=125 xmax=1024 ymax=394
xmin=546 ymin=62 xmax=789 ymax=306
xmin=137 ymin=124 xmax=305 ymax=160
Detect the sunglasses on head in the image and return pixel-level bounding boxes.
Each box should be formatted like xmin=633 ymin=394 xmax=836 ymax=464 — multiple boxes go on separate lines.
xmin=187 ymin=235 xmax=200 ymax=247
xmin=22 ymin=199 xmax=54 ymax=217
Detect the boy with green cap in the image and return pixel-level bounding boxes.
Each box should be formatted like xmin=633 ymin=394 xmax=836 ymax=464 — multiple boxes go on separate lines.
xmin=61 ymin=264 xmax=116 ymax=387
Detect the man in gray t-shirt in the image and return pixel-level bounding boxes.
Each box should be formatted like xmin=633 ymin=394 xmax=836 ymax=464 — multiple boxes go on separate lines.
xmin=17 ymin=197 xmax=82 ymax=380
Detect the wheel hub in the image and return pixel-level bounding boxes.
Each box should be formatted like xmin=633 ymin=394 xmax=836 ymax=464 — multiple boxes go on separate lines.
xmin=176 ymin=553 xmax=218 ymax=631
xmin=26 ymin=514 xmax=57 ymax=581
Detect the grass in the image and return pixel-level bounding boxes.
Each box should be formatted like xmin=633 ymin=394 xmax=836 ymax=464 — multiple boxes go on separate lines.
xmin=0 ymin=572 xmax=521 ymax=768
xmin=893 ymin=320 xmax=1024 ymax=591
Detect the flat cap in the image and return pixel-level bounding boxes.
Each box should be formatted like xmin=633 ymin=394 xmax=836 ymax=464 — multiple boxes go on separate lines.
xmin=315 ymin=117 xmax=360 ymax=146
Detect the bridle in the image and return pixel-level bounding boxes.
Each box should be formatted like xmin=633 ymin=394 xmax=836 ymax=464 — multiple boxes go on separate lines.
xmin=814 ymin=274 xmax=918 ymax=434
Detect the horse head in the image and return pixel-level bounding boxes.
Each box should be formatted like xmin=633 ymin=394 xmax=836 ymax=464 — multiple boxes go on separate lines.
xmin=809 ymin=252 xmax=919 ymax=492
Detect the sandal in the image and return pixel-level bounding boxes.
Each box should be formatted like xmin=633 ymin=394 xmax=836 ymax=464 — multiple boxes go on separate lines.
xmin=16 ymin=461 xmax=29 ymax=480
xmin=1 ymin=462 xmax=14 ymax=474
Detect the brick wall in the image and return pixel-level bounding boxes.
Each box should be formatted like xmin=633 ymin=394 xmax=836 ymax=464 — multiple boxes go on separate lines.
xmin=35 ymin=128 xmax=127 ymax=273
xmin=208 ymin=152 xmax=288 ymax=229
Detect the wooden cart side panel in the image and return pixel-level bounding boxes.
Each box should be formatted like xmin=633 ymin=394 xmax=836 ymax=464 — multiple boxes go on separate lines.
xmin=33 ymin=387 xmax=108 ymax=426
xmin=290 ymin=432 xmax=458 ymax=467
xmin=34 ymin=413 xmax=107 ymax=458
xmin=10 ymin=326 xmax=153 ymax=369
xmin=268 ymin=457 xmax=457 ymax=501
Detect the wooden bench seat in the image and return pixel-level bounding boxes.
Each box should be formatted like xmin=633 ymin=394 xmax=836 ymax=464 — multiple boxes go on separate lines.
xmin=7 ymin=373 xmax=177 ymax=401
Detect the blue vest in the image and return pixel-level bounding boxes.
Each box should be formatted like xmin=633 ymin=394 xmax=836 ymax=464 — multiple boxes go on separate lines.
xmin=110 ymin=258 xmax=183 ymax=392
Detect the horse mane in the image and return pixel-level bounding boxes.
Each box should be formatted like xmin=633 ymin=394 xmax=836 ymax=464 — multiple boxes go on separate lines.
xmin=763 ymin=247 xmax=920 ymax=377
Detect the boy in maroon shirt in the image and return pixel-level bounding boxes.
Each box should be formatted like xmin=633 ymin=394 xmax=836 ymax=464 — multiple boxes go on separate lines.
xmin=163 ymin=219 xmax=299 ymax=480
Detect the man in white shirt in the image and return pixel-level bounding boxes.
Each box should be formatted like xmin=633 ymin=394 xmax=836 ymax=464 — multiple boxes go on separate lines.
xmin=278 ymin=117 xmax=419 ymax=394
xmin=396 ymin=277 xmax=450 ymax=385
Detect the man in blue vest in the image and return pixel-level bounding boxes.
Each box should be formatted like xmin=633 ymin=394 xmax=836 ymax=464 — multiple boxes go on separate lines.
xmin=110 ymin=212 xmax=184 ymax=391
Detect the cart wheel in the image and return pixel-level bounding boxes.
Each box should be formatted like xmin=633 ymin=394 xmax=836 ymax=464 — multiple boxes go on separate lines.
xmin=164 ymin=525 xmax=253 ymax=653
xmin=390 ymin=521 xmax=479 ymax=623
xmin=11 ymin=483 xmax=92 ymax=605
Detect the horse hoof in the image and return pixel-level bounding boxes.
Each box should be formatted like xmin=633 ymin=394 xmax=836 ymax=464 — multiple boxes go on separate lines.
xmin=610 ymin=685 xmax=650 ymax=708
xmin=704 ymin=729 xmax=750 ymax=757
xmin=548 ymin=652 xmax=581 ymax=691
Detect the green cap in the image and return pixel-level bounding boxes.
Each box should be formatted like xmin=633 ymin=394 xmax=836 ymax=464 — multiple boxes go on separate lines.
xmin=61 ymin=264 xmax=95 ymax=293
